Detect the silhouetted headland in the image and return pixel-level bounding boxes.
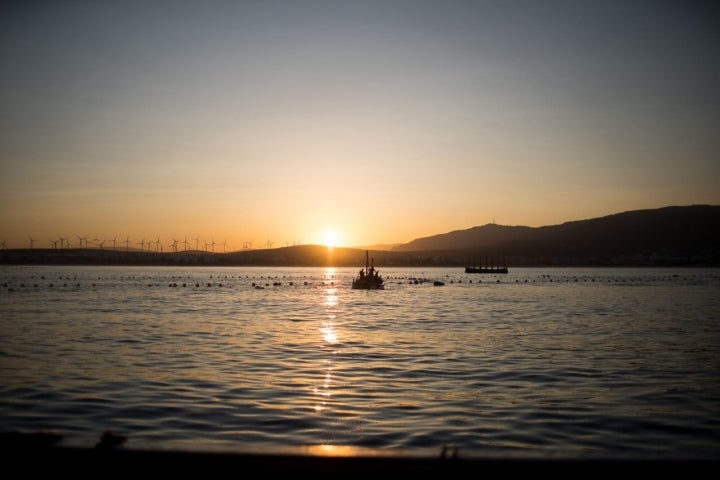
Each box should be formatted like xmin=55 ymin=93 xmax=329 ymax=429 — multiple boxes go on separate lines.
xmin=2 ymin=205 xmax=718 ymax=267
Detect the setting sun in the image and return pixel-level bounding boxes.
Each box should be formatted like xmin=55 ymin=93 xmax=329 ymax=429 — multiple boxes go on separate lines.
xmin=323 ymin=231 xmax=338 ymax=248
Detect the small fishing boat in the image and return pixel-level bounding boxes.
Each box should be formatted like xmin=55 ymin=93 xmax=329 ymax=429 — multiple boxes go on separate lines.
xmin=352 ymin=251 xmax=384 ymax=290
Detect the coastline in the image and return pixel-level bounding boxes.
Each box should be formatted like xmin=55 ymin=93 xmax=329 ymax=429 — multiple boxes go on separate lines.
xmin=1 ymin=246 xmax=715 ymax=268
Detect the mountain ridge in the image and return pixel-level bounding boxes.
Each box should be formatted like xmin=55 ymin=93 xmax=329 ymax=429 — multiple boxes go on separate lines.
xmin=2 ymin=205 xmax=718 ymax=267
xmin=392 ymin=205 xmax=719 ymax=257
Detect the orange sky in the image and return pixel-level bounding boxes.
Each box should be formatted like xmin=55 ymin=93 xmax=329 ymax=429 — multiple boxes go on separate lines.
xmin=1 ymin=1 xmax=719 ymax=250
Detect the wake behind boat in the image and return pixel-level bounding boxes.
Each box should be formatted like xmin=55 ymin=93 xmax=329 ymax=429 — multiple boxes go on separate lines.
xmin=352 ymin=251 xmax=384 ymax=290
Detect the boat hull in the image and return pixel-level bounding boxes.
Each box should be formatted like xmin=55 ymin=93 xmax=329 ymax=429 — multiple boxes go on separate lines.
xmin=351 ymin=280 xmax=384 ymax=290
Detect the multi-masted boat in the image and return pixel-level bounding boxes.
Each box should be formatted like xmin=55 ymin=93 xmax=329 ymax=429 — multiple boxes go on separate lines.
xmin=465 ymin=255 xmax=508 ymax=274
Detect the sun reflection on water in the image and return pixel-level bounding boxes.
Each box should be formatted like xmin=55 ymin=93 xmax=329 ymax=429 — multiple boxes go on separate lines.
xmin=323 ymin=291 xmax=338 ymax=308
xmin=321 ymin=321 xmax=338 ymax=344
xmin=301 ymin=444 xmax=369 ymax=457
xmin=314 ymin=279 xmax=340 ymax=413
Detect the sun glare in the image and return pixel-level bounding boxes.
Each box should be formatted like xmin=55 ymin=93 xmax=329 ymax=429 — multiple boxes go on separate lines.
xmin=323 ymin=231 xmax=337 ymax=248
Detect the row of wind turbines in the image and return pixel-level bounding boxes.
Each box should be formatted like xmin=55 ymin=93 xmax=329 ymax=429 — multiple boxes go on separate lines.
xmin=13 ymin=235 xmax=296 ymax=253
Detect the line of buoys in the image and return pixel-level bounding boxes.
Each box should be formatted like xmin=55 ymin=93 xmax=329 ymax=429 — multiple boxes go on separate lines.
xmin=2 ymin=272 xmax=717 ymax=293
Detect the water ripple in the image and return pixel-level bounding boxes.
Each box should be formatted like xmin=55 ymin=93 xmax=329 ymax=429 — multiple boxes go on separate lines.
xmin=1 ymin=265 xmax=719 ymax=458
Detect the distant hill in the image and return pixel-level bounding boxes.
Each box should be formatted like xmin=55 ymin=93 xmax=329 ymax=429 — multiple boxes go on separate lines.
xmin=0 ymin=245 xmax=383 ymax=268
xmin=393 ymin=224 xmax=537 ymax=252
xmin=353 ymin=243 xmax=402 ymax=251
xmin=391 ymin=205 xmax=720 ymax=266
xmin=1 ymin=205 xmax=718 ymax=267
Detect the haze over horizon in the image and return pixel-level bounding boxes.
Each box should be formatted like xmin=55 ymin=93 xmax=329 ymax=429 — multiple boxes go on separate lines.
xmin=2 ymin=1 xmax=719 ymax=250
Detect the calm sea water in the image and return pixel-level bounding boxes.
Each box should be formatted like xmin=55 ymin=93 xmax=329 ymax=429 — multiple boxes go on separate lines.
xmin=1 ymin=265 xmax=719 ymax=459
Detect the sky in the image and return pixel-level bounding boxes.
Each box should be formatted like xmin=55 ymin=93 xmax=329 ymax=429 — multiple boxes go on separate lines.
xmin=1 ymin=0 xmax=719 ymax=250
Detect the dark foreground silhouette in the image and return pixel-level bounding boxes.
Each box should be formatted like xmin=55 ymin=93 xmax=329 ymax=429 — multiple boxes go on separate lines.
xmin=1 ymin=431 xmax=715 ymax=477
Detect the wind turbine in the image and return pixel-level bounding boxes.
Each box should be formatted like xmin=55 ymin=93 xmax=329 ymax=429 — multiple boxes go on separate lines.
xmin=49 ymin=238 xmax=59 ymax=249
xmin=137 ymin=238 xmax=145 ymax=251
xmin=194 ymin=236 xmax=200 ymax=251
xmin=183 ymin=236 xmax=189 ymax=251
xmin=265 ymin=239 xmax=274 ymax=249
xmin=171 ymin=239 xmax=179 ymax=253
xmin=221 ymin=240 xmax=227 ymax=253
xmin=1 ymin=239 xmax=6 ymax=249
xmin=28 ymin=236 xmax=36 ymax=249
xmin=125 ymin=236 xmax=131 ymax=251
xmin=112 ymin=236 xmax=117 ymax=250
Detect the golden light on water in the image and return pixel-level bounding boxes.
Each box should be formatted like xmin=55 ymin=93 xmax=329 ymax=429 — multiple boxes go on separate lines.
xmin=323 ymin=292 xmax=338 ymax=308
xmin=321 ymin=323 xmax=338 ymax=344
xmin=299 ymin=444 xmax=409 ymax=457
xmin=301 ymin=444 xmax=367 ymax=457
xmin=323 ymin=268 xmax=338 ymax=291
xmin=314 ymin=279 xmax=339 ymax=413
xmin=313 ymin=356 xmax=334 ymax=413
